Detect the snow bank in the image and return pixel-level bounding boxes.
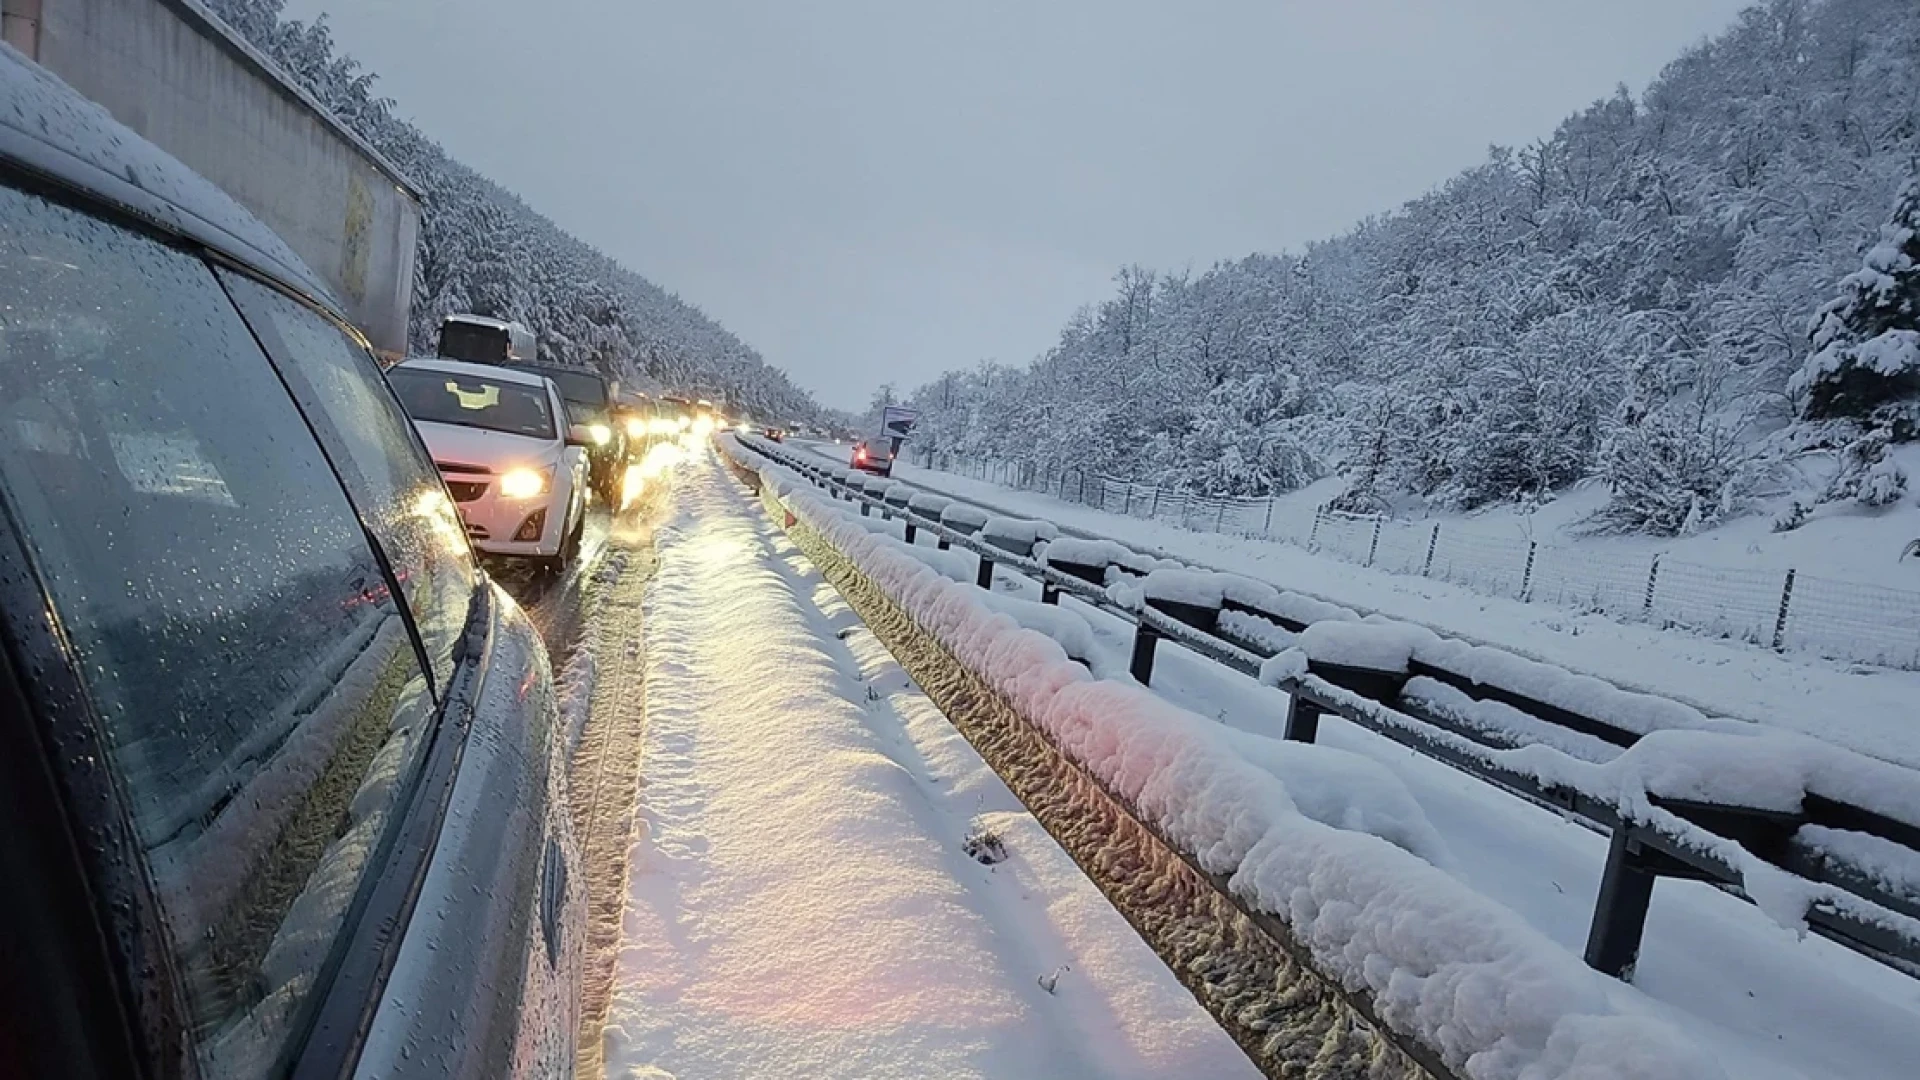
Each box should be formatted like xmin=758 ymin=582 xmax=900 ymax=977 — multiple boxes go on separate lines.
xmin=1143 ymin=568 xmax=1226 ymax=608
xmin=906 ymin=492 xmax=951 ymax=516
xmin=1300 ymin=620 xmax=1438 ymax=673
xmin=742 ymin=448 xmax=1726 ymax=1080
xmin=1404 ymin=677 xmax=1621 ymax=763
xmin=981 ymin=514 xmax=1059 ymax=551
xmin=940 ymin=503 xmax=990 ymax=529
xmin=1041 ymin=536 xmax=1136 ymax=568
xmin=1416 ymin=637 xmax=1717 ymax=740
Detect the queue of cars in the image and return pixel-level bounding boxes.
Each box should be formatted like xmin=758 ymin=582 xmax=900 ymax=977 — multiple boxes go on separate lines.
xmin=0 ymin=50 xmax=580 ymax=1078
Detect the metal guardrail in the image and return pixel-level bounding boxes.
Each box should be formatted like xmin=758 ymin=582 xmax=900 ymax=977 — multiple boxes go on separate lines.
xmin=740 ymin=434 xmax=1920 ymax=982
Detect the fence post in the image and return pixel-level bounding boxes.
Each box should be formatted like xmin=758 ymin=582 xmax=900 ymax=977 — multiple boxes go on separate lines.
xmin=1129 ymin=621 xmax=1161 ymax=685
xmin=1122 ymin=484 xmax=1134 ymax=516
xmin=1641 ymin=555 xmax=1662 ymax=618
xmin=1149 ymin=487 xmax=1161 ymax=519
xmin=1215 ymin=499 xmax=1227 ymax=532
xmin=1283 ymin=696 xmax=1323 ymax=743
xmin=1078 ymin=472 xmax=1088 ymax=504
xmin=1422 ymin=523 xmax=1440 ymax=576
xmin=1365 ymin=518 xmax=1382 ymax=567
xmin=1263 ymin=496 xmax=1275 ymax=535
xmin=1771 ymin=569 xmax=1797 ymax=651
xmin=1520 ymin=541 xmax=1538 ymax=601
xmin=1309 ymin=506 xmax=1324 ymax=549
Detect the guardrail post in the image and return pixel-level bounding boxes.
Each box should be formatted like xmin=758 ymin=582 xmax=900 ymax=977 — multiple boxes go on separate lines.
xmin=1520 ymin=541 xmax=1538 ymax=601
xmin=1642 ymin=555 xmax=1661 ymax=618
xmin=1282 ymin=696 xmax=1324 ymax=743
xmin=903 ymin=522 xmax=917 ymax=544
xmin=860 ymin=500 xmax=871 ymax=517
xmin=976 ymin=555 xmax=995 ymax=590
xmin=1584 ymin=830 xmax=1658 ymax=979
xmin=1365 ymin=518 xmax=1382 ymax=567
xmin=1422 ymin=523 xmax=1439 ymax=576
xmin=1771 ymin=568 xmax=1797 ymax=651
xmin=1129 ymin=621 xmax=1161 ymax=684
xmin=1041 ymin=581 xmax=1061 ymax=605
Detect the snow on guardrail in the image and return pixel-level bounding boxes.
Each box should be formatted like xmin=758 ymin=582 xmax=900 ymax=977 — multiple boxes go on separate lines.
xmin=723 ymin=434 xmax=1728 ymax=1080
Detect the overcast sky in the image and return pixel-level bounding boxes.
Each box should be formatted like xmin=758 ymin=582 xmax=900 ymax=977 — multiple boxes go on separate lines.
xmin=288 ymin=0 xmax=1752 ymax=411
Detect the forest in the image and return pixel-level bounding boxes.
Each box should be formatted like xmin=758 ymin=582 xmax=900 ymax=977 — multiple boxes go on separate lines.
xmin=887 ymin=0 xmax=1920 ymax=537
xmin=206 ymin=0 xmax=824 ymax=424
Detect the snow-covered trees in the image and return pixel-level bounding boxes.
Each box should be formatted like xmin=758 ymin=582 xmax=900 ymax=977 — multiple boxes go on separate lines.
xmin=203 ymin=0 xmax=821 ymax=423
xmin=1792 ymin=180 xmax=1920 ymax=436
xmin=893 ymin=0 xmax=1920 ymax=529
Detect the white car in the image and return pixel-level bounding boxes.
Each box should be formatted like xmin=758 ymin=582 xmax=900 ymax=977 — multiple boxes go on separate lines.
xmin=388 ymin=358 xmax=590 ymax=570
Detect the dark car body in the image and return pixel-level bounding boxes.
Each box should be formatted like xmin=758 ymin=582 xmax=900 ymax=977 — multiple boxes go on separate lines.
xmin=851 ymin=438 xmax=895 ymax=476
xmin=0 ymin=49 xmax=580 ymax=1080
xmin=500 ymin=361 xmax=626 ymax=503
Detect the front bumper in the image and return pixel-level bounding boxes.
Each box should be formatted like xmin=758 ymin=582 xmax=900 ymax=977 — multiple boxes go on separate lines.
xmin=442 ymin=471 xmax=568 ymax=558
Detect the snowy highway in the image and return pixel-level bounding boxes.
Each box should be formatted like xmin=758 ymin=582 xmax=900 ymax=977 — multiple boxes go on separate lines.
xmin=598 ymin=445 xmax=1256 ymax=1079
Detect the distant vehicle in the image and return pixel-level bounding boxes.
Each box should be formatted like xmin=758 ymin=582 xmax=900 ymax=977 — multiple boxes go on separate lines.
xmin=500 ymin=360 xmax=626 ymax=503
xmin=388 ymin=359 xmax=590 ymax=572
xmin=437 ymin=313 xmax=538 ymax=367
xmin=0 ymin=48 xmax=580 ymax=1079
xmin=852 ymin=437 xmax=895 ymax=476
xmin=765 ymin=426 xmax=786 ymax=442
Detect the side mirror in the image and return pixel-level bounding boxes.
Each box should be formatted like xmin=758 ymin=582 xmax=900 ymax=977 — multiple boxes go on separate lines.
xmin=565 ymin=424 xmax=592 ymax=448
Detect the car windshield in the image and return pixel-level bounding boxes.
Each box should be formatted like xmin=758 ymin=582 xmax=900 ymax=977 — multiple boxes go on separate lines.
xmin=388 ymin=367 xmax=556 ymax=439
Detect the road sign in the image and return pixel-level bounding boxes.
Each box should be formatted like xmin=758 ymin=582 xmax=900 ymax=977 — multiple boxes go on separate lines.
xmin=881 ymin=406 xmax=920 ymax=441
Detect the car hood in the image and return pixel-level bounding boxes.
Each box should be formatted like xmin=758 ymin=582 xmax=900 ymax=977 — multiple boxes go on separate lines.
xmin=414 ymin=421 xmax=559 ymax=471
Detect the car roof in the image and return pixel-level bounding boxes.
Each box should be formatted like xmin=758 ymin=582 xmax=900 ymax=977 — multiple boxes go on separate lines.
xmin=443 ymin=313 xmax=517 ymax=331
xmin=0 ymin=44 xmax=337 ymax=312
xmin=396 ymin=357 xmax=555 ymax=389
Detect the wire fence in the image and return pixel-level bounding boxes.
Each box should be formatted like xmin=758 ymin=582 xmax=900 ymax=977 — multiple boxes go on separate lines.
xmin=911 ymin=450 xmax=1920 ymax=671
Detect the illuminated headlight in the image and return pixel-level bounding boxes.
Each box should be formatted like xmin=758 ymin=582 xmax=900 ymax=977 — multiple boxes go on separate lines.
xmin=499 ymin=467 xmax=551 ymax=499
xmin=587 ymin=423 xmax=612 ymax=445
xmin=625 ymin=417 xmax=646 ymax=438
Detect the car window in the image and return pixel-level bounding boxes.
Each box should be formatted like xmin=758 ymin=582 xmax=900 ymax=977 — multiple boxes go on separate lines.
xmin=221 ymin=273 xmax=478 ymax=692
xmin=0 ymin=184 xmax=436 ymax=1075
xmin=388 ymin=366 xmax=559 ymax=440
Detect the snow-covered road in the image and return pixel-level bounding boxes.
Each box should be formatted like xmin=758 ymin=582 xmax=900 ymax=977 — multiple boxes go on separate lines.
xmin=600 ymin=447 xmax=1256 ymax=1079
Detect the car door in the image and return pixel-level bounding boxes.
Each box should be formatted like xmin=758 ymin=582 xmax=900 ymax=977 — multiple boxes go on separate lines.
xmin=218 ymin=272 xmax=581 ymax=1078
xmin=0 ymin=178 xmax=446 ymax=1078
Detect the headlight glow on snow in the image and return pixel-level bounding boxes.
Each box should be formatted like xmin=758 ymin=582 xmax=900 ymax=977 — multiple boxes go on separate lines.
xmin=499 ymin=467 xmax=550 ymax=499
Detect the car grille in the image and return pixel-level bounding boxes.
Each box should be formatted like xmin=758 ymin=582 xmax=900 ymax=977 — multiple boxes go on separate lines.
xmin=445 ymin=479 xmax=488 ymax=503
xmin=465 ymin=522 xmax=491 ymax=540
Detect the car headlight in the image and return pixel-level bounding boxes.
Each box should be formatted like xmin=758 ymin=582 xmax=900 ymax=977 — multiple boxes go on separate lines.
xmin=499 ymin=467 xmax=551 ymax=499
xmin=587 ymin=423 xmax=612 ymax=445
xmin=625 ymin=417 xmax=646 ymax=438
